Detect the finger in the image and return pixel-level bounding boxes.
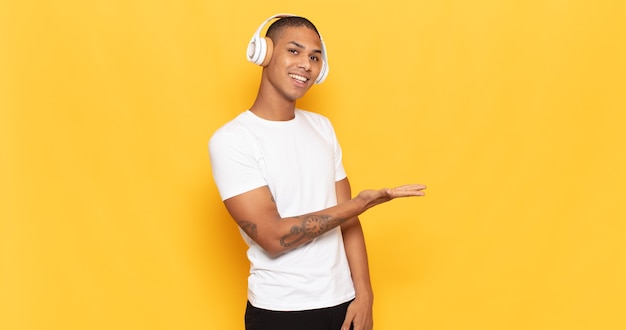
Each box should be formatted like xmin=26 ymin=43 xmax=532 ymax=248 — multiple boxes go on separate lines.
xmin=351 ymin=315 xmax=365 ymax=330
xmin=341 ymin=311 xmax=355 ymax=330
xmin=391 ymin=187 xmax=426 ymax=197
xmin=395 ymin=184 xmax=426 ymax=190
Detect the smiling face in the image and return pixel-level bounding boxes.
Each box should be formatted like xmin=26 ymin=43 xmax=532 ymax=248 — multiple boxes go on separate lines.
xmin=262 ymin=26 xmax=324 ymax=102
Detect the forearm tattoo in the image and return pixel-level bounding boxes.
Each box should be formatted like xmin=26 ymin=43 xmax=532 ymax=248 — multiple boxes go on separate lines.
xmin=280 ymin=215 xmax=346 ymax=247
xmin=237 ymin=220 xmax=257 ymax=239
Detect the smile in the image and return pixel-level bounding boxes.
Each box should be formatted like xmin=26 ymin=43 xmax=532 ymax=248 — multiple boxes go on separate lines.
xmin=289 ymin=74 xmax=309 ymax=83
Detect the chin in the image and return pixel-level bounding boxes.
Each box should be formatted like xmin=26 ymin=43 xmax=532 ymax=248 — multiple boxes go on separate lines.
xmin=285 ymin=91 xmax=307 ymax=101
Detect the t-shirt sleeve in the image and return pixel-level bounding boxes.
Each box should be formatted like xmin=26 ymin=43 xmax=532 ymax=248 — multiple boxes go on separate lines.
xmin=208 ymin=128 xmax=267 ymax=201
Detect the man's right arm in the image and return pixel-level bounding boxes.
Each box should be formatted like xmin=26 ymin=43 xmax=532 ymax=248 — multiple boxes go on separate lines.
xmin=223 ymin=183 xmax=426 ymax=257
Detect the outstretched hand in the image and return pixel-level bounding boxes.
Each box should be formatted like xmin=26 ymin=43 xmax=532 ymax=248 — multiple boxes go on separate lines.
xmin=356 ymin=184 xmax=426 ymax=211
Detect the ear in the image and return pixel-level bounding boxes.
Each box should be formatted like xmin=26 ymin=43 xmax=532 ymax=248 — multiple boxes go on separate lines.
xmin=260 ymin=37 xmax=273 ymax=67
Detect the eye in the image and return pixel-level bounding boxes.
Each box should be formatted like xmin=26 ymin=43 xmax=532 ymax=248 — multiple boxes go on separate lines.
xmin=310 ymin=55 xmax=319 ymax=62
xmin=288 ymin=49 xmax=298 ymax=55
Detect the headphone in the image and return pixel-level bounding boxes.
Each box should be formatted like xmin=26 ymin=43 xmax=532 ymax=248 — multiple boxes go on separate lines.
xmin=246 ymin=13 xmax=329 ymax=84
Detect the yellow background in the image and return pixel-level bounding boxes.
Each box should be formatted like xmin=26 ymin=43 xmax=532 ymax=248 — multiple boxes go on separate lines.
xmin=2 ymin=0 xmax=625 ymax=329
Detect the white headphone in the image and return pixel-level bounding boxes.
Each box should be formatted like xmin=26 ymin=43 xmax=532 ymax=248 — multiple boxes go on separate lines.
xmin=246 ymin=13 xmax=329 ymax=84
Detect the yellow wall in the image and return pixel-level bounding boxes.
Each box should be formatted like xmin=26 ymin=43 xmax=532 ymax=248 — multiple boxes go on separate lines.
xmin=2 ymin=1 xmax=625 ymax=329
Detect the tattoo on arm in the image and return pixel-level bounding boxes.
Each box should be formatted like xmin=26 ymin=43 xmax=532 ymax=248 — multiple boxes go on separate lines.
xmin=237 ymin=220 xmax=257 ymax=239
xmin=279 ymin=215 xmax=347 ymax=247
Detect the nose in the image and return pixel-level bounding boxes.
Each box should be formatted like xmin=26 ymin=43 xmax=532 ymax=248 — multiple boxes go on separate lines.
xmin=297 ymin=56 xmax=311 ymax=71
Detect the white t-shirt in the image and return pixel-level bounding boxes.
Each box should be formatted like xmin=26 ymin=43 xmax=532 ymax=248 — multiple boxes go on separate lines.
xmin=209 ymin=109 xmax=355 ymax=311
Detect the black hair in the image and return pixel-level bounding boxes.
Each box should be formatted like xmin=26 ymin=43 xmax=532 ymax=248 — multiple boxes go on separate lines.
xmin=265 ymin=16 xmax=320 ymax=42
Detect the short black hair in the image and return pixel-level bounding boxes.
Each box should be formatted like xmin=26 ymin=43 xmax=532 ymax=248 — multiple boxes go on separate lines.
xmin=265 ymin=16 xmax=320 ymax=42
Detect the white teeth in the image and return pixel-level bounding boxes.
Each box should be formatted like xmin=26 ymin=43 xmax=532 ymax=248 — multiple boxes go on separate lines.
xmin=289 ymin=74 xmax=308 ymax=82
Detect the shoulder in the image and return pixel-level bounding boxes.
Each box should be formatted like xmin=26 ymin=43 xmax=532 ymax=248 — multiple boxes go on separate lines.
xmin=296 ymin=108 xmax=331 ymax=121
xmin=210 ymin=111 xmax=256 ymax=139
xmin=295 ymin=109 xmax=334 ymax=129
xmin=209 ymin=112 xmax=255 ymax=152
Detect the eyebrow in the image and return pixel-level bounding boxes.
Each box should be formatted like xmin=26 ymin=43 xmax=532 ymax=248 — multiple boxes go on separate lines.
xmin=288 ymin=41 xmax=322 ymax=54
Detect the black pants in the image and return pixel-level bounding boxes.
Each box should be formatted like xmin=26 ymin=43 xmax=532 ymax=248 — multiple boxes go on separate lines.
xmin=245 ymin=300 xmax=354 ymax=330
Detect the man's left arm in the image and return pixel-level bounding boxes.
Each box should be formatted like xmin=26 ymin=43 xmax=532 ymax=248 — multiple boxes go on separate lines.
xmin=337 ymin=177 xmax=374 ymax=330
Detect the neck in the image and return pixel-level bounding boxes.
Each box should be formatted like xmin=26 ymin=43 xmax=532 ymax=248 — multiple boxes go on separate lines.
xmin=249 ymin=99 xmax=296 ymax=121
xmin=249 ymin=76 xmax=298 ymax=121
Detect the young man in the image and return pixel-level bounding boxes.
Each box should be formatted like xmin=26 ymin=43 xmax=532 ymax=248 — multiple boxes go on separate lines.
xmin=209 ymin=14 xmax=426 ymax=330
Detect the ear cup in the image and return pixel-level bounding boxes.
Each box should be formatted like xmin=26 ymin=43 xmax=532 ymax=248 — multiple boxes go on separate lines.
xmin=259 ymin=37 xmax=273 ymax=67
xmin=246 ymin=35 xmax=265 ymax=65
xmin=316 ymin=59 xmax=328 ymax=84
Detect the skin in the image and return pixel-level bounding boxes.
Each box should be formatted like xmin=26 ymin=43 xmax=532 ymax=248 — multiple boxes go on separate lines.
xmin=224 ymin=25 xmax=427 ymax=330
